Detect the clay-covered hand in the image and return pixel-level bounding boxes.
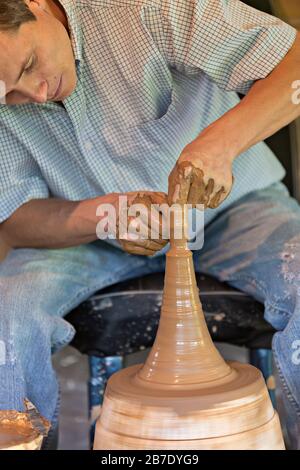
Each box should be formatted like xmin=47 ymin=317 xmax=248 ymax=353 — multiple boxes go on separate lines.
xmin=168 ymin=144 xmax=234 ymax=208
xmin=114 ymin=191 xmax=169 ymax=256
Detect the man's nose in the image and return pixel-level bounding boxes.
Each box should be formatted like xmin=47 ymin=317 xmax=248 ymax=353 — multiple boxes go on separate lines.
xmin=34 ymin=80 xmax=48 ymax=103
xmin=17 ymin=79 xmax=49 ymax=104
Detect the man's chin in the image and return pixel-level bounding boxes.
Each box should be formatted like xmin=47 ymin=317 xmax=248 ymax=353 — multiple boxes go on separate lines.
xmin=53 ymin=86 xmax=74 ymax=102
xmin=60 ymin=77 xmax=77 ymax=101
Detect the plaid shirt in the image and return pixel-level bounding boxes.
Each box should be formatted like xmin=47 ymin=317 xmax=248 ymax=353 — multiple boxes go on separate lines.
xmin=0 ymin=0 xmax=296 ymax=225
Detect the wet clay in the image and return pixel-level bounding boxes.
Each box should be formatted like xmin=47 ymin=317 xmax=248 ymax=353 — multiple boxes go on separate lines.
xmin=168 ymin=161 xmax=227 ymax=208
xmin=0 ymin=411 xmax=44 ymax=450
xmin=94 ymin=208 xmax=285 ymax=450
xmin=118 ymin=191 xmax=168 ymax=256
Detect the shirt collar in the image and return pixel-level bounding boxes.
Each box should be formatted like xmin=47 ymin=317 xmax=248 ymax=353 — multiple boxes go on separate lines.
xmin=57 ymin=0 xmax=82 ymax=63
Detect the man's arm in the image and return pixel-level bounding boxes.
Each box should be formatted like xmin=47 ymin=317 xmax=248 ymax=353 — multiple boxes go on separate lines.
xmin=0 ymin=191 xmax=169 ymax=255
xmin=0 ymin=196 xmax=113 ymax=249
xmin=156 ymin=0 xmax=299 ymax=206
xmin=193 ymin=31 xmax=300 ymax=164
xmin=168 ymin=31 xmax=300 ymax=207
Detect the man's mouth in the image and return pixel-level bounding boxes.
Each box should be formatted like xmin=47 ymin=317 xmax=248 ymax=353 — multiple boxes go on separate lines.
xmin=51 ymin=75 xmax=63 ymax=101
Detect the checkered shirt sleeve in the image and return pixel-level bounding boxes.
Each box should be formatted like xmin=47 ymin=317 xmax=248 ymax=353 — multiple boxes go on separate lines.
xmin=0 ymin=124 xmax=49 ymax=223
xmin=156 ymin=0 xmax=297 ymax=93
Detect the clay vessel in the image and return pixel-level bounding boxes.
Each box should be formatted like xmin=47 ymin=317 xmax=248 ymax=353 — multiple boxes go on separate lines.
xmin=94 ymin=208 xmax=285 ymax=450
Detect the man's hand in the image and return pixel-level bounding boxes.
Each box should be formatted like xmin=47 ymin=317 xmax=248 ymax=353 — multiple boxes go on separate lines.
xmin=168 ymin=142 xmax=234 ymax=208
xmin=112 ymin=191 xmax=169 ymax=256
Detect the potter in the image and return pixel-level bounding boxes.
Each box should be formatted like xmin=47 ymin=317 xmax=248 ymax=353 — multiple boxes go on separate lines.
xmin=1 ymin=0 xmax=300 ymax=450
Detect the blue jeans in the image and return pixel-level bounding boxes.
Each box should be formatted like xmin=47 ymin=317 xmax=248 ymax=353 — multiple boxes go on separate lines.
xmin=0 ymin=182 xmax=300 ymax=447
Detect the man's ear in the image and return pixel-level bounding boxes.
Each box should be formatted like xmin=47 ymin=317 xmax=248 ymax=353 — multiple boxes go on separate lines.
xmin=25 ymin=0 xmax=49 ymax=13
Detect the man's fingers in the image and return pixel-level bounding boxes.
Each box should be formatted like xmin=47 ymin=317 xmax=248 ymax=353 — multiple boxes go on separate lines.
xmin=139 ymin=238 xmax=167 ymax=251
xmin=130 ymin=193 xmax=168 ymax=238
xmin=138 ymin=208 xmax=161 ymax=238
xmin=176 ymin=163 xmax=193 ymax=204
xmin=168 ymin=161 xmax=194 ymax=205
xmin=204 ymin=178 xmax=215 ymax=205
xmin=187 ymin=168 xmax=206 ymax=206
xmin=125 ymin=210 xmax=165 ymax=240
xmin=120 ymin=242 xmax=155 ymax=256
xmin=120 ymin=239 xmax=166 ymax=256
xmin=209 ymin=174 xmax=234 ymax=208
xmin=208 ymin=186 xmax=226 ymax=209
xmin=151 ymin=192 xmax=169 ymax=205
xmin=118 ymin=192 xmax=170 ymax=245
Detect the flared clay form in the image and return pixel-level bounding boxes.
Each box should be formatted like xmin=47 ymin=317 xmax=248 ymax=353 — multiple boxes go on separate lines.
xmin=94 ymin=209 xmax=285 ymax=450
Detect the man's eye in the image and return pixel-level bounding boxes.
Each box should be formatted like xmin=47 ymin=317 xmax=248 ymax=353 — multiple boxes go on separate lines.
xmin=24 ymin=56 xmax=36 ymax=74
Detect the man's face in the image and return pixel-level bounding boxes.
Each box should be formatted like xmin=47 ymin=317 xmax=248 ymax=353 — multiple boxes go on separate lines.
xmin=0 ymin=0 xmax=77 ymax=105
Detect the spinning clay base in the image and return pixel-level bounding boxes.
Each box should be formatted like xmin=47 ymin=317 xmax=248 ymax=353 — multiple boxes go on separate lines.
xmin=94 ymin=362 xmax=284 ymax=450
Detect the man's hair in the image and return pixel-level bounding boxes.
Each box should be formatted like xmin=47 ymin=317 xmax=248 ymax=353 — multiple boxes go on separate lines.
xmin=0 ymin=1 xmax=36 ymax=32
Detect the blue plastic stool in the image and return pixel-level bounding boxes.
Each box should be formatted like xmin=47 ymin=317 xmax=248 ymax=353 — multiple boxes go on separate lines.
xmin=88 ymin=356 xmax=124 ymax=446
xmin=250 ymin=348 xmax=276 ymax=408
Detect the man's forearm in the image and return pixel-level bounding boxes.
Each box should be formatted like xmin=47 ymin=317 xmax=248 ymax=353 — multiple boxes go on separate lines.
xmin=0 ymin=195 xmax=111 ymax=249
xmin=193 ymin=32 xmax=300 ymax=162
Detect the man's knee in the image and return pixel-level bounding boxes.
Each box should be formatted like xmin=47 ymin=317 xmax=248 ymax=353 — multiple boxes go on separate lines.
xmin=263 ymin=231 xmax=300 ymax=330
xmin=0 ymin=255 xmax=74 ymax=359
